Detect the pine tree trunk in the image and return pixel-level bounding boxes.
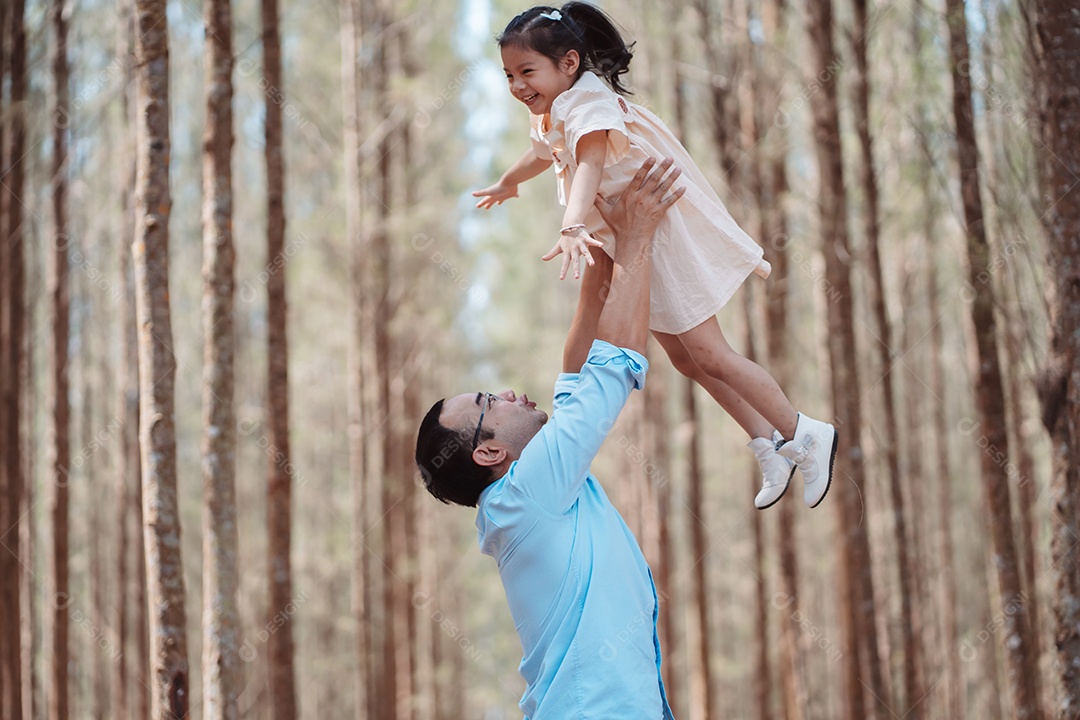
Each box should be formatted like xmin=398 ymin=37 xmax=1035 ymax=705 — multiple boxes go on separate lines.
xmin=87 ymin=383 xmax=109 ymax=720
xmin=260 ymin=0 xmax=298 ymax=715
xmin=929 ymin=235 xmax=960 ymax=720
xmin=113 ymin=1 xmax=137 ymax=716
xmin=685 ymin=380 xmax=715 ymax=720
xmin=1005 ymin=310 xmax=1041 ymax=675
xmin=133 ymin=1 xmax=191 ymax=716
xmin=849 ymin=0 xmax=921 ymax=714
xmin=0 ymin=1 xmax=8 ymax=705
xmin=736 ymin=4 xmax=771 ymax=715
xmin=943 ymin=1 xmax=1037 ymax=717
xmin=371 ymin=4 xmax=399 ymax=718
xmin=339 ymin=0 xmax=373 ymax=717
xmin=397 ymin=28 xmax=420 ymax=718
xmin=1 ymin=1 xmax=26 ymax=717
xmin=755 ymin=1 xmax=805 ymax=716
xmin=49 ymin=0 xmax=72 ymax=716
xmin=979 ymin=6 xmax=1044 ymax=692
xmin=201 ymin=0 xmax=240 ymax=716
xmin=1032 ymin=1 xmax=1080 ymax=716
xmin=909 ymin=8 xmax=960 ymax=716
xmin=20 ymin=271 xmax=35 ymax=720
xmin=804 ymin=0 xmax=890 ymax=716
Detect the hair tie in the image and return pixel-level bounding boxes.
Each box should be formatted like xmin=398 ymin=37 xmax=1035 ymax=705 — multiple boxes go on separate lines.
xmin=539 ymin=9 xmax=562 ymax=21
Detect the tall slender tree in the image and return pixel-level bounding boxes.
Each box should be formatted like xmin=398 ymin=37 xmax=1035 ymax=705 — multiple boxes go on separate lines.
xmin=261 ymin=0 xmax=298 ymax=715
xmin=907 ymin=7 xmax=960 ymax=716
xmin=734 ymin=3 xmax=773 ymax=717
xmin=1031 ymin=1 xmax=1080 ymax=717
xmin=201 ymin=0 xmax=240 ymax=717
xmin=756 ymin=1 xmax=806 ymax=717
xmin=849 ymin=0 xmax=921 ymax=714
xmin=0 ymin=8 xmax=8 ymax=710
xmin=49 ymin=0 xmax=72 ymax=716
xmin=1 ymin=1 xmax=26 ymax=717
xmin=804 ymin=0 xmax=890 ymax=716
xmin=133 ymin=0 xmax=191 ymax=716
xmin=943 ymin=0 xmax=1038 ymax=717
xmin=112 ymin=0 xmax=139 ymax=717
xmin=339 ymin=0 xmax=374 ymax=717
xmin=370 ymin=4 xmax=401 ymax=718
xmin=0 ymin=7 xmax=8 ymax=707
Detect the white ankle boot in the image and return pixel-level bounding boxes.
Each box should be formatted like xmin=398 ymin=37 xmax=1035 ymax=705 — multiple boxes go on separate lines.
xmin=750 ymin=430 xmax=795 ymax=510
xmin=776 ymin=413 xmax=838 ymax=508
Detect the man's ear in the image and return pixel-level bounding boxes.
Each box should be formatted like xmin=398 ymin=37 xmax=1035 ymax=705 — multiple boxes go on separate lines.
xmin=561 ymin=49 xmax=581 ymax=76
xmin=472 ymin=441 xmax=507 ymax=468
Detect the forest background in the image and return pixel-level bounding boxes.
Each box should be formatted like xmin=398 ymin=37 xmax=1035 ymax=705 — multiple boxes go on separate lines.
xmin=0 ymin=0 xmax=1077 ymax=718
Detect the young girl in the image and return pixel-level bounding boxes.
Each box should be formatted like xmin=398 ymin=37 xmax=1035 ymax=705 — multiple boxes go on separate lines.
xmin=473 ymin=2 xmax=837 ymax=509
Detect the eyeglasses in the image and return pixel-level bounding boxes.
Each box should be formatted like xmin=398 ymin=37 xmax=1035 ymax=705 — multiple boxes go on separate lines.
xmin=473 ymin=392 xmax=498 ymax=450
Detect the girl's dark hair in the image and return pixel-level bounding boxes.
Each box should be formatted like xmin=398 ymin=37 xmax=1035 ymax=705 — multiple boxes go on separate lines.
xmin=415 ymin=399 xmax=497 ymax=508
xmin=498 ymin=2 xmax=634 ymax=95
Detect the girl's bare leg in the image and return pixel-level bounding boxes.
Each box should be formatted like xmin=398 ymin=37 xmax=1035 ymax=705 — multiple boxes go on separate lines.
xmin=677 ymin=316 xmax=799 ymax=438
xmin=652 ymin=330 xmax=775 ymax=440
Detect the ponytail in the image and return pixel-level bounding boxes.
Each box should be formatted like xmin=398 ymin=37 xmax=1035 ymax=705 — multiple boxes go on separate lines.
xmin=560 ymin=2 xmax=634 ymax=95
xmin=497 ymin=2 xmax=635 ymax=95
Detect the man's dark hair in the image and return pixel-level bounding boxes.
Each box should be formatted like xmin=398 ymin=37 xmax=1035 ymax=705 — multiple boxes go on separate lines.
xmin=415 ymin=399 xmax=496 ymax=507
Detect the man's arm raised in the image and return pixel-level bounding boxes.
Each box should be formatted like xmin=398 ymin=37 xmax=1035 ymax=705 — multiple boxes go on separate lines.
xmin=594 ymin=157 xmax=684 ymax=354
xmin=561 ymin=157 xmax=684 ymax=373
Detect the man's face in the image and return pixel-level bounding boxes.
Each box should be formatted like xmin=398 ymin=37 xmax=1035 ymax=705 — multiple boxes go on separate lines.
xmin=440 ymin=389 xmax=548 ymax=462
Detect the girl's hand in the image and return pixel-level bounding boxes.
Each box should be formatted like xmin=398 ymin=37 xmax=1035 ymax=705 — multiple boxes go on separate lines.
xmin=472 ymin=180 xmax=519 ymax=209
xmin=542 ymin=227 xmax=605 ymax=280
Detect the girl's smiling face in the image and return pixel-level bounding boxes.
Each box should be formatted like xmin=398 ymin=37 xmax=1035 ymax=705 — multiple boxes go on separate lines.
xmin=501 ymin=45 xmax=580 ymax=116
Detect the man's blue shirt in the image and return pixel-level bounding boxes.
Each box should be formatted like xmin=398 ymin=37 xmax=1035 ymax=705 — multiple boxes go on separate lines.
xmin=476 ymin=340 xmax=674 ymax=720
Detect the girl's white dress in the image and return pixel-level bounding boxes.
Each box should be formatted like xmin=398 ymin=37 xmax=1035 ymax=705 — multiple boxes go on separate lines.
xmin=530 ymin=71 xmax=770 ymax=335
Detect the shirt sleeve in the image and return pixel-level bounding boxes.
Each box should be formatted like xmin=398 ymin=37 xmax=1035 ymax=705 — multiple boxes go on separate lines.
xmin=552 ymin=372 xmax=579 ymax=411
xmin=550 ymin=81 xmax=631 ymax=166
xmin=507 ymin=339 xmax=648 ymax=514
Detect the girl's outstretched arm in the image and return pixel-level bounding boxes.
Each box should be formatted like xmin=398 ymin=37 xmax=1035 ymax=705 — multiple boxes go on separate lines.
xmin=542 ymin=130 xmax=608 ymax=280
xmin=472 ymin=148 xmax=552 ymax=209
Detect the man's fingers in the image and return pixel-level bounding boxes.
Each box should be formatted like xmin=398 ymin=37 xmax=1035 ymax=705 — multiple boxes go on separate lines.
xmin=661 ymin=185 xmax=686 ymax=209
xmin=641 ymin=157 xmax=675 ymax=193
xmin=632 ymin=157 xmax=657 ymax=191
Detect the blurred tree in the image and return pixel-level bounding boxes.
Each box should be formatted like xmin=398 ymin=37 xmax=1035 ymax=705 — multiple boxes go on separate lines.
xmin=261 ymin=0 xmax=298 ymax=716
xmin=49 ymin=0 xmax=72 ymax=716
xmin=944 ymin=0 xmax=1038 ymax=717
xmin=201 ymin=0 xmax=241 ymax=717
xmin=757 ymin=0 xmax=806 ymax=716
xmin=804 ymin=0 xmax=890 ymax=716
xmin=112 ymin=0 xmax=143 ymax=717
xmin=849 ymin=0 xmax=921 ymax=714
xmin=339 ymin=0 xmax=375 ymax=717
xmin=0 ymin=0 xmax=27 ymax=717
xmin=1031 ymin=1 xmax=1080 ymax=717
xmin=133 ymin=0 xmax=191 ymax=716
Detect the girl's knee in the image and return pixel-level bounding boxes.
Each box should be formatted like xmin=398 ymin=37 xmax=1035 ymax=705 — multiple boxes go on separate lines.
xmin=665 ymin=347 xmax=699 ymax=379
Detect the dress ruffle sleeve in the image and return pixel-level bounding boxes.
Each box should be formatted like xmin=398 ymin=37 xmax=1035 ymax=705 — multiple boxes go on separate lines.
xmin=549 ymin=74 xmax=631 ymax=166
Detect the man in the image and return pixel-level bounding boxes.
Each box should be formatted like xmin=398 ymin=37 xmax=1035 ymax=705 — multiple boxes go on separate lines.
xmin=415 ymin=157 xmax=684 ymax=719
